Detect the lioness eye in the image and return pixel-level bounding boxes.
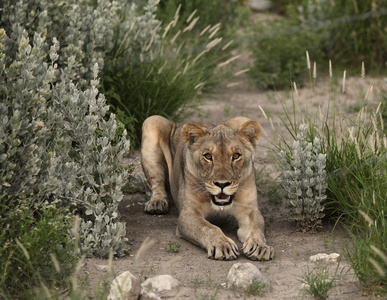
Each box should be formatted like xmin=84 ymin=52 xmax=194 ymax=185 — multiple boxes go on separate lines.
xmin=232 ymin=153 xmax=241 ymax=160
xmin=204 ymin=153 xmax=212 ymax=161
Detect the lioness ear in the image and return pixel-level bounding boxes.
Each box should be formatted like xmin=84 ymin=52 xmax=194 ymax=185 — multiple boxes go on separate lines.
xmin=181 ymin=123 xmax=207 ymax=144
xmin=238 ymin=120 xmax=262 ymax=147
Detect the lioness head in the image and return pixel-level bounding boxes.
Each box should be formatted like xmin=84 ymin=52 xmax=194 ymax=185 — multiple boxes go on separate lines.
xmin=181 ymin=120 xmax=261 ymax=208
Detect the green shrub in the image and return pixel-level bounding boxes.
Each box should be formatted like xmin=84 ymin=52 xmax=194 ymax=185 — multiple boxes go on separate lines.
xmin=343 ymin=196 xmax=387 ymax=293
xmin=287 ymin=0 xmax=387 ymax=70
xmin=48 ymin=60 xmax=131 ymax=258
xmin=324 ymin=105 xmax=387 ymax=292
xmin=101 ymin=55 xmax=204 ymax=147
xmin=279 ymin=124 xmax=327 ymax=232
xmin=0 ymin=204 xmax=76 ymax=298
xmin=249 ymin=18 xmax=323 ymax=89
xmin=270 ymin=0 xmax=303 ymax=15
xmin=299 ymin=262 xmax=340 ymax=299
xmin=380 ymin=89 xmax=387 ymax=131
xmin=272 ymin=65 xmax=387 ymax=291
xmin=157 ymin=0 xmax=248 ymax=37
xmin=0 ymin=0 xmax=121 ymax=88
xmin=1 ymin=0 xmax=133 ymax=259
xmin=101 ymin=1 xmax=244 ymax=146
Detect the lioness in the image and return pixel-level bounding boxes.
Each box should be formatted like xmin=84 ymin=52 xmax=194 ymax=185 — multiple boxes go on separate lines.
xmin=141 ymin=115 xmax=274 ymax=261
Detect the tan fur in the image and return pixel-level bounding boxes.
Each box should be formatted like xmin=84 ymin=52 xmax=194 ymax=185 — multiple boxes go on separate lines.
xmin=141 ymin=115 xmax=274 ymax=260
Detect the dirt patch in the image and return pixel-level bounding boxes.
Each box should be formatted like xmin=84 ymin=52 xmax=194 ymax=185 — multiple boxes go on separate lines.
xmin=82 ymin=75 xmax=385 ymax=299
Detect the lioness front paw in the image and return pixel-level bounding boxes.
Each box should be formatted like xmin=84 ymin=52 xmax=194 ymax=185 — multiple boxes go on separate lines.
xmin=242 ymin=238 xmax=274 ymax=261
xmin=144 ymin=197 xmax=168 ymax=214
xmin=207 ymin=236 xmax=239 ymax=260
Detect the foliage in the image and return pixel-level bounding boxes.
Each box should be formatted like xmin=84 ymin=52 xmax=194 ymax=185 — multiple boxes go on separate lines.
xmin=1 ymin=0 xmax=163 ymax=146
xmin=166 ymin=242 xmax=181 ymax=253
xmin=380 ymin=89 xmax=387 ymax=130
xmin=101 ymin=1 xmax=240 ymax=146
xmin=0 ymin=0 xmax=123 ymax=88
xmin=272 ymin=61 xmax=387 ymax=290
xmin=270 ymin=0 xmax=303 ymax=15
xmin=267 ymin=183 xmax=283 ymax=205
xmin=0 ymin=26 xmax=76 ymax=297
xmin=1 ymin=0 xmax=132 ymax=262
xmin=100 ymin=42 xmax=206 ymax=147
xmin=245 ymin=280 xmax=266 ymax=296
xmin=279 ymin=124 xmax=327 ymax=232
xmin=344 ymin=216 xmax=387 ymax=294
xmin=49 ymin=61 xmax=131 ymax=258
xmin=287 ymin=0 xmax=387 ymax=70
xmin=157 ymin=0 xmax=248 ymax=37
xmin=326 ymin=109 xmax=387 ymax=292
xmin=299 ymin=262 xmax=341 ymax=299
xmin=253 ymin=1 xmax=387 ymax=90
xmin=249 ymin=18 xmax=323 ymax=89
xmin=0 ymin=204 xmax=76 ymax=298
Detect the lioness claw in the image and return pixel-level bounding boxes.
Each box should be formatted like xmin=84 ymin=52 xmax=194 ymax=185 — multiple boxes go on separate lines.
xmin=242 ymin=239 xmax=274 ymax=261
xmin=144 ymin=198 xmax=168 ymax=214
xmin=208 ymin=239 xmax=239 ymax=260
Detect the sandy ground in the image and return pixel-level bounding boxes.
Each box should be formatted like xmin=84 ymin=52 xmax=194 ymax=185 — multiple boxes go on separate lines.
xmin=82 ymin=73 xmax=385 ymax=299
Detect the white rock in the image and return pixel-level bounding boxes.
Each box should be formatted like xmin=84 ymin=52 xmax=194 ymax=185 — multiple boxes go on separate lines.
xmin=140 ymin=275 xmax=179 ymax=300
xmin=107 ymin=271 xmax=140 ymax=300
xmin=141 ymin=291 xmax=160 ymax=300
xmin=94 ymin=264 xmax=108 ymax=271
xmin=247 ymin=0 xmax=271 ymax=11
xmin=227 ymin=263 xmax=268 ymax=289
xmin=309 ymin=253 xmax=340 ymax=263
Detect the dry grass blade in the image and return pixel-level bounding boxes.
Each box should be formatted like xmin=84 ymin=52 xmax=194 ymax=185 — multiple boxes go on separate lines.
xmin=135 ymin=237 xmax=155 ymax=262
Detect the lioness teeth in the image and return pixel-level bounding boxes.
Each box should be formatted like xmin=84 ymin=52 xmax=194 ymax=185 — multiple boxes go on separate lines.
xmin=216 ymin=193 xmax=229 ymax=200
xmin=211 ymin=194 xmax=234 ymax=206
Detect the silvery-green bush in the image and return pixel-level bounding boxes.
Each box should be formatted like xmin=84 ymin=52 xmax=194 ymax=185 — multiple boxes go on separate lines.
xmin=48 ymin=47 xmax=131 ymax=257
xmin=1 ymin=0 xmax=161 ymax=88
xmin=0 ymin=29 xmax=130 ymax=257
xmin=0 ymin=0 xmax=164 ymax=258
xmin=0 ymin=0 xmax=170 ymax=257
xmin=279 ymin=124 xmax=327 ymax=232
xmin=0 ymin=28 xmax=56 ymax=209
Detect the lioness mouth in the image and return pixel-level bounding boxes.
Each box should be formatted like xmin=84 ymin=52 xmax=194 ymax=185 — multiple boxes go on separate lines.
xmin=211 ymin=193 xmax=234 ymax=206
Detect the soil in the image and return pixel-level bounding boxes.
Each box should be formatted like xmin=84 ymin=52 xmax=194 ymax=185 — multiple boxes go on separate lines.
xmin=83 ymin=72 xmax=385 ymax=299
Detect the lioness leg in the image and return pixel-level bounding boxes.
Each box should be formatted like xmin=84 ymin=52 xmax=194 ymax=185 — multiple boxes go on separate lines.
xmin=177 ymin=208 xmax=240 ymax=260
xmin=141 ymin=116 xmax=175 ymax=214
xmin=234 ymin=205 xmax=274 ymax=260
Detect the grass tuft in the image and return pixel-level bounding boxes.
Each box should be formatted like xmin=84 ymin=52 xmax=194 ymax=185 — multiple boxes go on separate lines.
xmin=299 ymin=262 xmax=341 ymax=300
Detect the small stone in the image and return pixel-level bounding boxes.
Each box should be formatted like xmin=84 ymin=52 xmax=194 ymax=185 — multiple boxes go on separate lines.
xmin=309 ymin=253 xmax=340 ymax=263
xmin=107 ymin=271 xmax=140 ymax=300
xmin=227 ymin=263 xmax=268 ymax=289
xmin=140 ymin=275 xmax=179 ymax=300
xmin=247 ymin=0 xmax=271 ymax=11
xmin=141 ymin=291 xmax=160 ymax=300
xmin=94 ymin=264 xmax=108 ymax=271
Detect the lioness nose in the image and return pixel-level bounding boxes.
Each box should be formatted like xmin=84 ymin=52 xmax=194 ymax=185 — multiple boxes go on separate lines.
xmin=214 ymin=181 xmax=231 ymax=189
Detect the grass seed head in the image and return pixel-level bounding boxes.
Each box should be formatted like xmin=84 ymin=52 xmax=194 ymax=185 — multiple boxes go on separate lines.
xmin=342 ymin=70 xmax=346 ymax=93
xmin=329 ymin=59 xmax=332 ymax=78
xmin=306 ymin=51 xmax=311 ymax=70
